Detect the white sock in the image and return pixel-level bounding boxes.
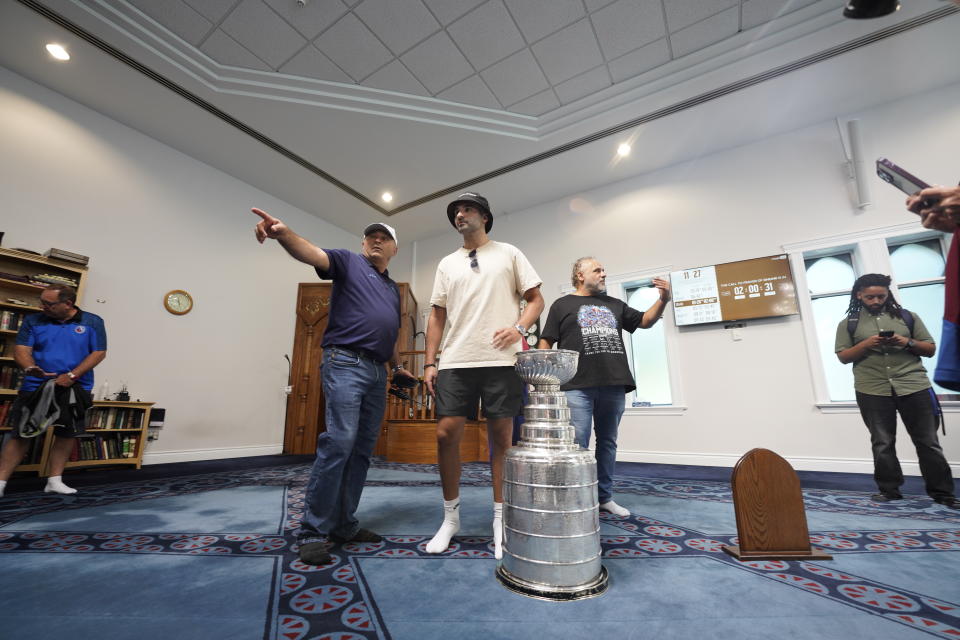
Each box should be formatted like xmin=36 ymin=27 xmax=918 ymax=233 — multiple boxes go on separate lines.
xmin=600 ymin=500 xmax=630 ymax=517
xmin=426 ymin=498 xmax=460 ymax=553
xmin=44 ymin=476 xmax=77 ymax=495
xmin=493 ymin=502 xmax=504 ymax=560
xmin=0 ymin=480 xmax=6 ymax=498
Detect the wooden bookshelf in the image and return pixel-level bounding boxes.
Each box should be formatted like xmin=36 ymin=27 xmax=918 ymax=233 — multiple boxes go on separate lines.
xmin=0 ymin=401 xmax=154 ymax=475
xmin=63 ymin=401 xmax=155 ymax=470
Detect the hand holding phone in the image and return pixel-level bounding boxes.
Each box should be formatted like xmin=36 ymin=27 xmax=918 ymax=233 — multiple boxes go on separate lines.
xmin=878 ymin=330 xmax=894 ymax=338
xmin=876 ymin=158 xmax=930 ymax=196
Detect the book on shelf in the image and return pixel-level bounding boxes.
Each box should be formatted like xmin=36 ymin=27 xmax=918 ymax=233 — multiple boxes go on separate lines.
xmin=89 ymin=407 xmax=145 ymax=429
xmin=43 ymin=248 xmax=89 ymax=266
xmin=0 ymin=364 xmax=23 ymax=390
xmin=0 ymin=398 xmax=14 ymax=426
xmin=0 ymin=309 xmax=24 ymax=331
xmin=72 ymin=433 xmax=139 ymax=461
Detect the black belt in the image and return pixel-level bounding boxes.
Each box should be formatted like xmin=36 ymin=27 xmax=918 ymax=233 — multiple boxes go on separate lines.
xmin=327 ymin=345 xmax=386 ymax=365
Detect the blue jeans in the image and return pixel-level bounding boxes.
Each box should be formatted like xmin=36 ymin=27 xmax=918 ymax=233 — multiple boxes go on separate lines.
xmin=565 ymin=386 xmax=626 ymax=504
xmin=298 ymin=348 xmax=387 ymax=543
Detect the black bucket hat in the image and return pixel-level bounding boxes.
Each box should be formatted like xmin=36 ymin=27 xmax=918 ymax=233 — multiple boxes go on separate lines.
xmin=446 ymin=192 xmax=493 ymax=233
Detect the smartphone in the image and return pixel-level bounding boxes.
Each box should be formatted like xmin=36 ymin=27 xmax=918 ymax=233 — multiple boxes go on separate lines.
xmin=878 ymin=330 xmax=895 ymax=338
xmin=876 ymin=157 xmax=930 ymax=196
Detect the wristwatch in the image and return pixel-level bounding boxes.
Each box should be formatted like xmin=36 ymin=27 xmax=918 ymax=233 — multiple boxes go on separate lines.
xmin=67 ymin=372 xmax=77 ymax=380
xmin=514 ymin=324 xmax=528 ymax=337
xmin=907 ymin=339 xmax=916 ymax=349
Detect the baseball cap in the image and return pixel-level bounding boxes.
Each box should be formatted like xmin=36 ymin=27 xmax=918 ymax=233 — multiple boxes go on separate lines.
xmin=363 ymin=222 xmax=398 ymax=243
xmin=447 ymin=192 xmax=493 ymax=233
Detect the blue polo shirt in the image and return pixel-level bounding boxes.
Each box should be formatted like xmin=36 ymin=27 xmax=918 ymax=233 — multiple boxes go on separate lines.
xmin=317 ymin=249 xmax=400 ymax=362
xmin=16 ymin=308 xmax=107 ymax=392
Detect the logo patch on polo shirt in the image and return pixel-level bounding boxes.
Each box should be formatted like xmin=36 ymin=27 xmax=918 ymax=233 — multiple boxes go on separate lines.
xmin=74 ymin=326 xmax=86 ymax=334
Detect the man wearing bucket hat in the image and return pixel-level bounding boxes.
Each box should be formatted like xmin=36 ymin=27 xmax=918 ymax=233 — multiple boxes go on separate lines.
xmin=423 ymin=192 xmax=544 ymax=559
xmin=252 ymin=208 xmax=415 ymax=564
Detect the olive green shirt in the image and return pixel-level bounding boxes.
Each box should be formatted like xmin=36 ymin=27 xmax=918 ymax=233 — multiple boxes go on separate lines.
xmin=834 ymin=307 xmax=934 ymax=397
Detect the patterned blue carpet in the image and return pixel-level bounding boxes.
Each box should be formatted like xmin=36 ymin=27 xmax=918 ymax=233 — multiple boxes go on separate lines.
xmin=1 ymin=460 xmax=959 ymax=640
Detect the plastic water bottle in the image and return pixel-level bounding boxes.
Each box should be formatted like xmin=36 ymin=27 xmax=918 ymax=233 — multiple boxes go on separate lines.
xmin=100 ymin=381 xmax=110 ymax=401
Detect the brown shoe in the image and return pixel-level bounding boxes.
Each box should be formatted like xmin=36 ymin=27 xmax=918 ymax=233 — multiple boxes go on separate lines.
xmin=298 ymin=541 xmax=331 ymax=565
xmin=330 ymin=528 xmax=382 ymax=543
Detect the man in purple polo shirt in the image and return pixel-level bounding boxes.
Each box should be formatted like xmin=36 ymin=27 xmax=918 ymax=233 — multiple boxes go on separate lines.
xmin=253 ymin=208 xmax=415 ymax=565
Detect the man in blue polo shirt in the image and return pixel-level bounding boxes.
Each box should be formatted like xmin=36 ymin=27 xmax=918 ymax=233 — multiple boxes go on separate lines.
xmin=252 ymin=207 xmax=415 ymax=565
xmin=0 ymin=285 xmax=107 ymax=498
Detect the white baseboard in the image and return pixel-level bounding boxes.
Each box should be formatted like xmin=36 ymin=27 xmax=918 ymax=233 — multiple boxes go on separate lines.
xmin=615 ymin=449 xmax=960 ymax=477
xmin=142 ymin=444 xmax=283 ymax=465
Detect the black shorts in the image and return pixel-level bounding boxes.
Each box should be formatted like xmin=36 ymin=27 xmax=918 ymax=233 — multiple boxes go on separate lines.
xmin=8 ymin=390 xmax=81 ymax=439
xmin=436 ymin=367 xmax=524 ymax=419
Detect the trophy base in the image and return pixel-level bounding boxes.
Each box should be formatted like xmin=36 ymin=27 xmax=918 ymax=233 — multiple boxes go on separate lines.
xmin=495 ymin=564 xmax=608 ymax=601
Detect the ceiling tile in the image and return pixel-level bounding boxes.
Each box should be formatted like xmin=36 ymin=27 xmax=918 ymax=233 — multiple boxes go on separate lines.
xmin=400 ymin=31 xmax=475 ymax=94
xmin=447 ymin=1 xmax=525 ymax=71
xmin=742 ymin=0 xmax=820 ymax=31
xmin=220 ymin=0 xmax=306 ymax=68
xmin=554 ymin=65 xmax=611 ymax=104
xmin=583 ymin=0 xmax=617 ymax=12
xmin=363 ymin=60 xmax=430 ymax=96
xmin=355 ymin=0 xmax=441 ymax=55
xmin=590 ymin=0 xmax=666 ymax=61
xmin=607 ymin=37 xmax=670 ymax=83
xmin=671 ymin=6 xmax=739 ymax=59
xmin=279 ymin=45 xmax=354 ymax=83
xmin=262 ymin=0 xmax=349 ymax=40
xmin=437 ymin=74 xmax=502 ymax=109
xmin=200 ymin=29 xmax=272 ymax=70
xmin=481 ymin=48 xmax=549 ymax=106
xmin=531 ymin=18 xmax=603 ymax=85
xmin=508 ymin=87 xmax=559 ymax=115
xmin=181 ymin=0 xmax=237 ymax=24
xmin=665 ymin=0 xmax=739 ymax=33
xmin=314 ymin=13 xmax=394 ymax=81
xmin=422 ymin=0 xmax=487 ymax=25
xmin=128 ymin=0 xmax=212 ymax=46
xmin=504 ymin=0 xmax=585 ymax=44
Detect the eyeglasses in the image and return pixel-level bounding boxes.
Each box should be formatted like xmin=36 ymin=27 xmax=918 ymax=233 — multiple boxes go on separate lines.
xmin=468 ymin=249 xmax=478 ymax=271
xmin=39 ymin=299 xmax=64 ymax=308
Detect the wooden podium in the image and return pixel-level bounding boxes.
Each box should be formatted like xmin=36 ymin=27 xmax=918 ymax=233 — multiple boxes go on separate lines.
xmin=722 ymin=448 xmax=832 ymax=561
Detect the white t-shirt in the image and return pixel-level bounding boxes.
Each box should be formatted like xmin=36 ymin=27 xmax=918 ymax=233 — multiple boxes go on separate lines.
xmin=430 ymin=240 xmax=542 ymax=369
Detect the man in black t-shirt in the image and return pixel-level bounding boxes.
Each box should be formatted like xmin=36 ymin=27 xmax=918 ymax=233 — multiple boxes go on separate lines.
xmin=538 ymin=257 xmax=671 ymax=516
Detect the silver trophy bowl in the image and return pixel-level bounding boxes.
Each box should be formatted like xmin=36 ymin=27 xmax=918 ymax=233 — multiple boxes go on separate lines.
xmin=496 ymin=348 xmax=608 ymax=601
xmin=513 ymin=349 xmax=579 ymax=387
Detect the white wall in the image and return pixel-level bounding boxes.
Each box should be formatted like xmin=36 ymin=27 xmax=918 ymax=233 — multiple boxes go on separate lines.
xmin=0 ymin=65 xmax=377 ymax=463
xmin=412 ymin=82 xmax=960 ymax=475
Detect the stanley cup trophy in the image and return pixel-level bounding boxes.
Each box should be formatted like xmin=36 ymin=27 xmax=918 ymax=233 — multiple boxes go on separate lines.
xmin=496 ymin=349 xmax=608 ymax=600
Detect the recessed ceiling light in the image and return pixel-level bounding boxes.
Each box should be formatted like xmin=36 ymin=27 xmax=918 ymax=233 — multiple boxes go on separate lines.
xmin=617 ymin=143 xmax=631 ymax=157
xmin=45 ymin=43 xmax=70 ymax=61
xmin=381 ymin=192 xmax=393 ymax=203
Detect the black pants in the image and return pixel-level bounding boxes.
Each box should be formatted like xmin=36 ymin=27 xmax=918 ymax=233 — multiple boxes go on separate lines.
xmin=856 ymin=388 xmax=956 ymax=500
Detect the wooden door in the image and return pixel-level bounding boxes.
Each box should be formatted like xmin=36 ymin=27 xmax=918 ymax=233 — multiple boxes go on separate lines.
xmin=284 ymin=283 xmax=331 ymax=455
xmin=283 ymin=282 xmax=417 ymax=456
xmin=373 ymin=283 xmax=417 ymax=455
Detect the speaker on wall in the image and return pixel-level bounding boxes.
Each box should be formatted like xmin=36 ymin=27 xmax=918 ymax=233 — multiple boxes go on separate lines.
xmin=847 ymin=119 xmax=872 ymax=210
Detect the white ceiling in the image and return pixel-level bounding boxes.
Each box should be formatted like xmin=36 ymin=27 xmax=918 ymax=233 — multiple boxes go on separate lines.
xmin=117 ymin=0 xmax=832 ymax=116
xmin=1 ymin=0 xmax=959 ymax=243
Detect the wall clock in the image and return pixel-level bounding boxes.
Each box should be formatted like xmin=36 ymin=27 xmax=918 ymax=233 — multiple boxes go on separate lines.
xmin=164 ymin=289 xmax=193 ymax=315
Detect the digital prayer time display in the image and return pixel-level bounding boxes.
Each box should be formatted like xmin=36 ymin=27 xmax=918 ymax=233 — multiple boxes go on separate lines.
xmin=670 ymin=254 xmax=798 ymax=326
